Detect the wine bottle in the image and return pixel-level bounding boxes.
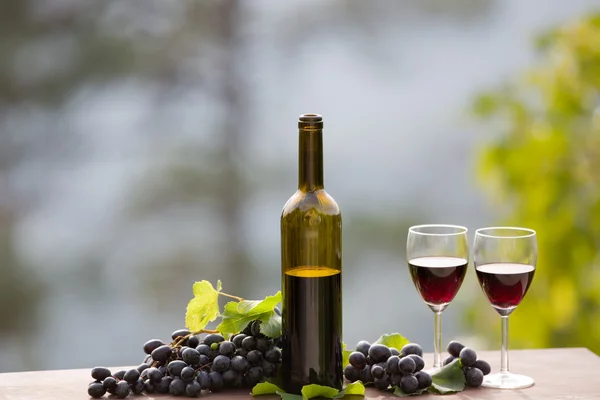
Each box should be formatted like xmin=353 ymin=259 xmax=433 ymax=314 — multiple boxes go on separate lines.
xmin=280 ymin=113 xmax=343 ymax=394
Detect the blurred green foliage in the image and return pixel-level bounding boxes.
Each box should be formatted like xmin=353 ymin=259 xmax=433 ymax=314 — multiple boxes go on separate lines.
xmin=468 ymin=13 xmax=600 ymax=354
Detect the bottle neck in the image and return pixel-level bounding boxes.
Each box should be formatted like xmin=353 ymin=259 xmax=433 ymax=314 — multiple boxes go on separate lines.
xmin=298 ymin=128 xmax=324 ymax=192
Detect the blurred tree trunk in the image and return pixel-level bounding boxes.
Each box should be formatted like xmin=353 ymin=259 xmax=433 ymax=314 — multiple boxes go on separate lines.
xmin=214 ymin=0 xmax=249 ymax=294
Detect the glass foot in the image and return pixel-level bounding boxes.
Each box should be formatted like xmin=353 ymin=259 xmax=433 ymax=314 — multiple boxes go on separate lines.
xmin=482 ymin=372 xmax=534 ymax=389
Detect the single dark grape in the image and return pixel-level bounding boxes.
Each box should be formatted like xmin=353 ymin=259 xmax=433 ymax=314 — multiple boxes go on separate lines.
xmin=137 ymin=363 xmax=150 ymax=373
xmin=386 ymin=355 xmax=400 ymax=374
xmin=196 ymin=344 xmax=212 ymax=356
xmin=231 ymin=355 xmax=249 ymax=373
xmin=169 ymin=377 xmax=187 ymax=396
xmin=250 ymin=320 xmax=262 ymax=336
xmin=87 ymin=382 xmax=106 ymax=398
xmin=233 ymin=334 xmax=246 ymax=348
xmin=261 ymin=360 xmax=277 ymax=377
xmin=265 ymin=346 xmax=282 ymax=363
xmin=235 ymin=348 xmax=248 ymax=358
xmin=349 ymin=351 xmax=367 ymax=368
xmin=152 ymin=344 xmax=174 ymax=363
xmin=197 ymin=370 xmax=210 ymax=390
xmin=187 ymin=335 xmax=200 ymax=349
xmin=374 ymin=376 xmax=390 ymax=390
xmin=144 ymin=380 xmax=155 ymax=394
xmin=408 ymin=355 xmax=425 ymax=372
xmin=274 ymin=306 xmax=281 ymax=316
xmin=172 ymin=329 xmax=191 ymax=341
xmin=443 ymin=355 xmax=456 ymax=366
xmin=369 ymin=344 xmax=392 ymax=363
xmin=398 ymin=356 xmax=416 ymax=374
xmin=361 ymin=364 xmax=373 ymax=383
xmin=143 ymin=339 xmax=164 ymax=355
xmin=222 ymin=369 xmax=238 ymax=387
xmin=186 ymin=381 xmax=202 ymax=397
xmin=256 ymin=338 xmax=273 ymax=353
xmin=459 ymin=347 xmax=477 ymax=367
xmin=102 ymin=376 xmax=117 ymax=393
xmin=401 ymin=374 xmax=419 ymax=394
xmin=143 ymin=354 xmax=153 ymax=364
xmin=209 ymin=371 xmax=224 ymax=392
xmin=390 ymin=348 xmax=400 ymax=356
xmin=177 ymin=346 xmax=191 ymax=359
xmin=203 ymin=333 xmax=225 ymax=346
xmin=390 ymin=372 xmax=402 ymax=387
xmin=198 ymin=354 xmax=210 ymax=366
xmin=145 ymin=367 xmax=162 ymax=383
xmin=114 ymin=380 xmax=131 ymax=399
xmin=415 ymin=371 xmax=432 ymax=389
xmin=371 ymin=364 xmax=385 ymax=380
xmin=156 ymin=376 xmax=173 ymax=394
xmin=465 ymin=367 xmax=484 ymax=387
xmin=247 ymin=366 xmax=264 ymax=384
xmin=356 ymin=340 xmax=371 ymax=357
xmin=167 ymin=360 xmax=187 ymax=378
xmin=344 ymin=365 xmax=360 ymax=382
xmin=91 ymin=366 xmax=112 ymax=381
xmin=242 ymin=336 xmax=258 ymax=351
xmin=473 ymin=359 xmax=491 ymax=376
xmin=401 ymin=343 xmax=423 ymax=358
xmin=219 ymin=341 xmax=236 ymax=357
xmin=274 ymin=337 xmax=283 ymax=348
xmin=181 ymin=366 xmax=195 ymax=382
xmin=182 ymin=348 xmax=201 ymax=366
xmin=447 ymin=341 xmax=465 ymax=358
xmin=212 ymin=355 xmax=231 ymax=372
xmin=113 ymin=370 xmax=126 ymax=380
xmin=140 ymin=368 xmax=150 ymax=380
xmin=123 ymin=368 xmax=140 ymax=384
xmin=247 ymin=350 xmax=263 ymax=366
xmin=131 ymin=378 xmax=144 ymax=394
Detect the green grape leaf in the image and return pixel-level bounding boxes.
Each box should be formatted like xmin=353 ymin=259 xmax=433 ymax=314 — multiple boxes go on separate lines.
xmin=251 ymin=382 xmax=303 ymax=400
xmin=301 ymin=384 xmax=340 ymax=399
xmin=216 ymin=291 xmax=282 ymax=338
xmin=334 ymin=381 xmax=365 ymax=398
xmin=392 ymin=386 xmax=428 ymax=397
xmin=185 ymin=280 xmax=222 ymax=332
xmin=259 ymin=305 xmax=283 ymax=338
xmin=252 ymin=381 xmax=284 ymax=396
xmin=374 ymin=333 xmax=410 ymax=351
xmin=277 ymin=391 xmax=303 ymax=400
xmin=428 ymin=358 xmax=465 ymax=394
xmin=342 ymin=342 xmax=352 ymax=367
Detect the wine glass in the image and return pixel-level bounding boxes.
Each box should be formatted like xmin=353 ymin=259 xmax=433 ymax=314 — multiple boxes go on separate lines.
xmin=407 ymin=224 xmax=469 ymax=372
xmin=473 ymin=227 xmax=537 ymax=389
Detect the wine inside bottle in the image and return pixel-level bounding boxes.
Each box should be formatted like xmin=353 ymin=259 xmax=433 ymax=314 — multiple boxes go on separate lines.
xmin=280 ymin=114 xmax=343 ymax=394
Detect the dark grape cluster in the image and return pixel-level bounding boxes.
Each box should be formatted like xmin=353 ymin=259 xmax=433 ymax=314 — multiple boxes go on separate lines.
xmin=88 ymin=320 xmax=281 ymax=398
xmin=343 ymin=341 xmax=432 ymax=395
xmin=443 ymin=341 xmax=491 ymax=387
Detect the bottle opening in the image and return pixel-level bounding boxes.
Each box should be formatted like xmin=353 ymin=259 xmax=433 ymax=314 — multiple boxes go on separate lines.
xmin=298 ymin=113 xmax=323 ymax=129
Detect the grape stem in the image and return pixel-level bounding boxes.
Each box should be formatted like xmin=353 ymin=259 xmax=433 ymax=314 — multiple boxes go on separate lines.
xmin=218 ymin=292 xmax=244 ymax=302
xmin=170 ymin=329 xmax=221 ymax=348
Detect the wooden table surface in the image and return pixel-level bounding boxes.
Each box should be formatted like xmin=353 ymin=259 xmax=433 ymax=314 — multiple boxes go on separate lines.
xmin=0 ymin=348 xmax=598 ymax=400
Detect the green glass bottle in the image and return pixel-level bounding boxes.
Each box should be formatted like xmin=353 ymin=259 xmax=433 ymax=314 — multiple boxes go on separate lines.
xmin=280 ymin=114 xmax=343 ymax=394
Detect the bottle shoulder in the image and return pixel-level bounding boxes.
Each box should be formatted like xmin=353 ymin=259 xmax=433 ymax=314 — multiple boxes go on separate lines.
xmin=281 ymin=189 xmax=341 ymax=218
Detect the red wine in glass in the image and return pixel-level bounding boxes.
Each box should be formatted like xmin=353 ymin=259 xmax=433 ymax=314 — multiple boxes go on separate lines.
xmin=408 ymin=256 xmax=468 ymax=306
xmin=475 ymin=263 xmax=535 ymax=311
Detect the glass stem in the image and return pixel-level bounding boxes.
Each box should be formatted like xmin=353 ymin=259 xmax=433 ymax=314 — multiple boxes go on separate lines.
xmin=433 ymin=311 xmax=442 ymax=369
xmin=500 ymin=315 xmax=509 ymax=374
